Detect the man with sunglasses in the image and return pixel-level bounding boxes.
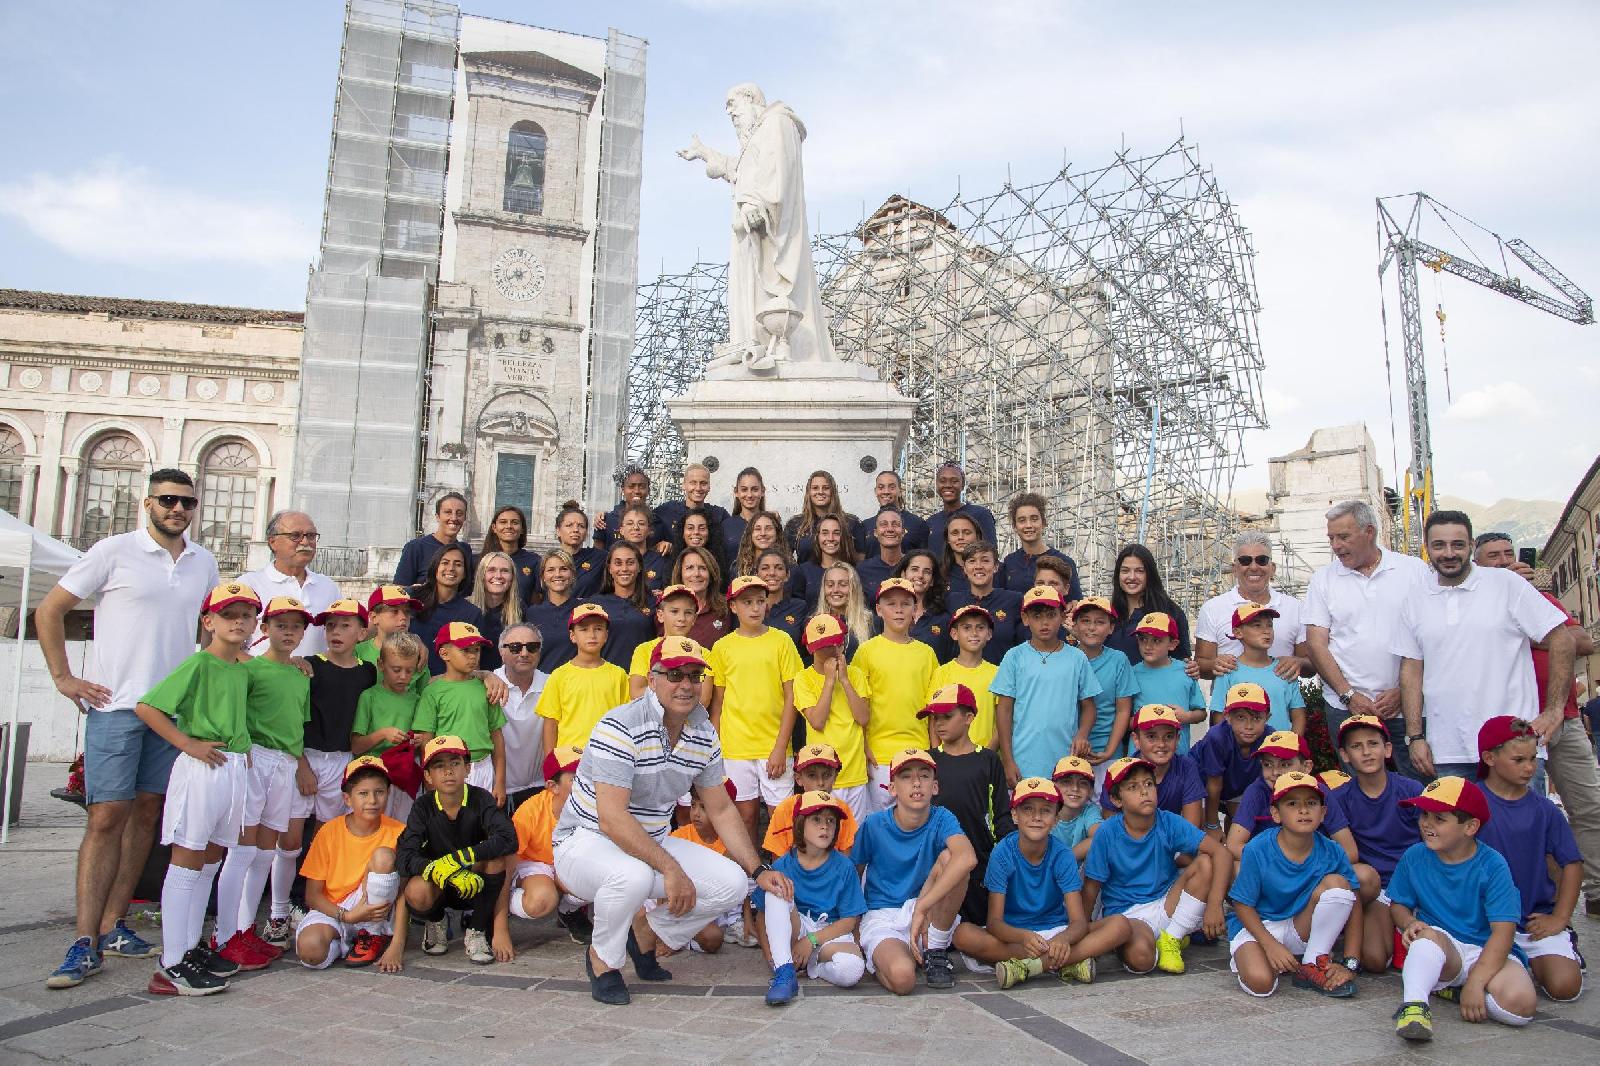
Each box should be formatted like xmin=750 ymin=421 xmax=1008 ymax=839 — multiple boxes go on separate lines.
xmin=553 ymin=636 xmax=792 ymax=1004
xmin=240 ymin=510 xmax=340 ymax=656
xmin=1193 ymin=531 xmax=1310 ymax=681
xmin=495 ymin=623 xmax=549 ymax=813
xmin=37 ymin=468 xmax=221 ymax=989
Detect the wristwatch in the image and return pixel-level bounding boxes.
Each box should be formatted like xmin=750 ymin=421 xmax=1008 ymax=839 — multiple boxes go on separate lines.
xmin=752 ymin=861 xmax=774 ymax=880
xmin=1401 ymin=723 xmax=1426 ymax=745
xmin=1342 ymin=956 xmax=1360 ymax=973
xmin=1338 ymin=688 xmax=1355 ymax=704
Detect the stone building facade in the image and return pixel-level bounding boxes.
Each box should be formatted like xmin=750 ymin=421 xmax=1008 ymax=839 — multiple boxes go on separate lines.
xmin=1543 ymin=454 xmax=1600 ymax=689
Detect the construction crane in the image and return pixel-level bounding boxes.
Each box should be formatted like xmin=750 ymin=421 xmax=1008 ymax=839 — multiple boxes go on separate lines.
xmin=1376 ymin=193 xmax=1593 ymax=554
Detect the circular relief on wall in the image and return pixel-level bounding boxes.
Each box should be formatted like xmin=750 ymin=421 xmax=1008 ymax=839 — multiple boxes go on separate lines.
xmin=17 ymin=368 xmax=43 ymax=390
xmin=492 ymin=247 xmax=546 ymax=302
xmin=859 ymin=455 xmax=878 ymax=473
xmin=252 ymin=382 xmax=276 ymax=402
xmin=194 ymin=379 xmax=220 ymax=400
xmin=702 ymin=456 xmax=721 ymax=473
xmin=79 ymin=371 xmax=104 ymax=392
xmin=137 ymin=375 xmax=162 ymax=396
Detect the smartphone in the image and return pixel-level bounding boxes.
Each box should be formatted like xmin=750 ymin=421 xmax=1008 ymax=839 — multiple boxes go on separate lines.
xmin=1518 ymin=547 xmax=1537 ymax=568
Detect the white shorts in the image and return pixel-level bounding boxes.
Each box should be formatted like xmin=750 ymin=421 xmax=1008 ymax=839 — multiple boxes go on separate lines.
xmin=832 ymin=783 xmax=871 ymax=824
xmin=1417 ymin=927 xmax=1482 ymax=991
xmin=385 ymin=787 xmax=414 ymax=826
xmin=1120 ymin=897 xmax=1174 ymax=939
xmin=860 ymin=900 xmax=917 ymax=973
xmin=514 ymin=859 xmax=556 ymax=883
xmin=1229 ymin=918 xmax=1308 ymax=972
xmin=467 ymin=755 xmax=495 ymax=791
xmin=243 ymin=745 xmax=298 ymax=833
xmin=162 ymin=751 xmax=248 ymax=851
xmin=1516 ymin=928 xmax=1581 ymax=962
xmin=296 ymin=885 xmax=393 ymax=969
xmin=866 ymin=764 xmax=894 ymax=812
xmin=724 ymin=757 xmax=794 ymax=806
xmin=290 ymin=749 xmax=349 ymax=822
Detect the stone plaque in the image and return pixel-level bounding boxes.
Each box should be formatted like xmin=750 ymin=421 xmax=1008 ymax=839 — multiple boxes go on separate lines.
xmin=491 ymin=355 xmax=545 ymax=388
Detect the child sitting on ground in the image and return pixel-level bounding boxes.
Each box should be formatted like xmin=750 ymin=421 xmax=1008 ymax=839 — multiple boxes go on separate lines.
xmin=1050 ymin=755 xmax=1102 ymax=862
xmin=495 ymin=746 xmax=592 ymax=955
xmin=1099 ymin=705 xmax=1205 ymax=827
xmin=760 ymin=791 xmax=869 ymax=1005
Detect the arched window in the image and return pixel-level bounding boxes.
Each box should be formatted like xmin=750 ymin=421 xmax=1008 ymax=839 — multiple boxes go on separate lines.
xmin=77 ymin=433 xmax=146 ymax=548
xmin=200 ymin=440 xmax=259 ymax=576
xmin=0 ymin=426 xmax=24 ymax=516
xmin=503 ymin=120 xmax=547 ymax=215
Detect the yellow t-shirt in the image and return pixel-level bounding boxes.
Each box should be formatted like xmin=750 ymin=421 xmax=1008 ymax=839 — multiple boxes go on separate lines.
xmin=930 ymin=658 xmax=1000 ymax=749
xmin=628 ymin=637 xmax=719 ymax=684
xmin=708 ymin=627 xmax=803 ymax=761
xmin=853 ymin=634 xmax=938 ymax=762
xmin=299 ymin=814 xmax=405 ymax=904
xmin=534 ymin=660 xmax=630 ymax=748
xmin=792 ymin=664 xmax=871 ymax=789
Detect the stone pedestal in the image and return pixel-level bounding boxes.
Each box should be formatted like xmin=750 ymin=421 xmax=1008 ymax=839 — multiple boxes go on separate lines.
xmin=665 ymin=361 xmax=917 ymax=520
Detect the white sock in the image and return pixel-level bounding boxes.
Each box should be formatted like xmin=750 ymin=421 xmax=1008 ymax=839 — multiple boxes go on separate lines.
xmin=927 ymin=922 xmax=955 ymax=951
xmin=1401 ymin=936 xmax=1446 ymax=1003
xmin=214 ymin=846 xmax=255 ymax=944
xmin=239 ymin=847 xmax=274 ymax=933
xmin=160 ymin=865 xmax=203 ymax=968
xmin=510 ymin=888 xmax=531 ymax=920
xmin=190 ymin=863 xmax=220 ymax=953
xmin=1301 ymin=887 xmax=1355 ymax=964
xmin=815 ymin=951 xmax=865 ymax=987
xmin=356 ymin=872 xmax=400 ymax=933
xmin=1484 ymin=991 xmax=1532 ymax=1027
xmin=271 ymin=847 xmax=300 ymax=919
xmin=1163 ymin=892 xmax=1206 ymax=940
xmin=763 ymin=894 xmax=794 ymax=968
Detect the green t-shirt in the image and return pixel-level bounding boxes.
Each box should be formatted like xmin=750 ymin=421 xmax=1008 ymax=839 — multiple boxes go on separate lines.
xmin=242 ymin=655 xmax=311 ymax=756
xmin=352 ymin=684 xmax=420 ymax=754
xmin=141 ymin=651 xmax=251 ymax=754
xmin=413 ymin=678 xmax=505 ymax=763
xmin=355 ymin=638 xmax=428 ymax=697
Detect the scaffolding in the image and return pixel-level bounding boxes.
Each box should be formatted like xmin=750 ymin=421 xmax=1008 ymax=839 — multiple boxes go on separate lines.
xmin=626 ymin=136 xmax=1265 ymax=601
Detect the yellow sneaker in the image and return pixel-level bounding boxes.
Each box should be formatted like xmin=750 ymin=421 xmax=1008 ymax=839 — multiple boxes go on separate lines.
xmin=1154 ymin=931 xmax=1185 ymax=974
xmin=1393 ymin=1002 xmax=1433 ymax=1042
xmin=996 ymin=958 xmax=1031 ymax=990
xmin=1060 ymin=956 xmax=1096 ymax=984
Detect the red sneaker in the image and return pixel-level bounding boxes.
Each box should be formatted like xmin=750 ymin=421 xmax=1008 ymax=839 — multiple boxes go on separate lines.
xmin=344 ymin=931 xmax=390 ymax=968
xmin=243 ymin=925 xmax=284 ymax=960
xmin=1391 ymin=927 xmax=1408 ymax=971
xmin=217 ymin=930 xmax=273 ymax=971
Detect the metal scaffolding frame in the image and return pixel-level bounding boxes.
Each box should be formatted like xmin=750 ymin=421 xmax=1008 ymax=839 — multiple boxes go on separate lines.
xmin=626 ymin=137 xmax=1266 ymax=601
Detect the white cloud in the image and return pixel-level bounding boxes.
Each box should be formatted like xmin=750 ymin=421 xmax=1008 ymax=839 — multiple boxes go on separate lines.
xmin=0 ymin=161 xmax=316 ymax=268
xmin=1443 ymin=381 xmax=1540 ymax=422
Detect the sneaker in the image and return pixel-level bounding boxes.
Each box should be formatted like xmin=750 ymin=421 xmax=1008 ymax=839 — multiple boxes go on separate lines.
xmin=464 ymin=928 xmax=494 ymax=965
xmin=1060 ymin=956 xmax=1096 ymax=984
xmin=242 ymin=925 xmax=283 ymax=960
xmin=1293 ymin=954 xmax=1356 ymax=998
xmin=554 ymin=906 xmax=593 ymax=945
xmin=262 ymin=916 xmax=292 ymax=948
xmin=765 ymin=962 xmax=799 ymax=1005
xmin=1155 ymin=931 xmax=1186 ymax=974
xmin=421 ymin=919 xmax=449 ymax=955
xmin=98 ymin=921 xmax=158 ymax=959
xmin=923 ymin=948 xmax=955 ymax=989
xmin=46 ymin=937 xmax=103 ymax=989
xmin=726 ymin=924 xmax=761 ymax=949
xmin=995 ymin=958 xmax=1031 ymax=990
xmin=1433 ymin=985 xmax=1459 ymax=1003
xmin=1393 ymin=1001 xmax=1433 ymax=1041
xmin=217 ymin=931 xmax=273 ymax=972
xmin=344 ymin=930 xmax=390 ymax=968
xmin=148 ymin=953 xmax=228 ymax=997
xmin=199 ymin=939 xmax=242 ymax=978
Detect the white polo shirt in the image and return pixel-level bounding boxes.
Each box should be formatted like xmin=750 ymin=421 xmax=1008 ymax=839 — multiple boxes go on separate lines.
xmin=58 ymin=527 xmax=221 ymax=711
xmin=495 ymin=664 xmax=549 ymax=792
xmin=239 ymin=562 xmax=341 ymax=656
xmin=1393 ymin=563 xmax=1567 ymax=763
xmin=1302 ymin=548 xmax=1429 ymax=710
xmin=1194 ymin=584 xmax=1305 ymax=659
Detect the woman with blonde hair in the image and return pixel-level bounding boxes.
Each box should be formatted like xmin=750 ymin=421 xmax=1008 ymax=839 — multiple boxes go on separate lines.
xmin=808 ymin=562 xmax=872 ymax=660
xmin=469 ymin=550 xmax=523 ymax=670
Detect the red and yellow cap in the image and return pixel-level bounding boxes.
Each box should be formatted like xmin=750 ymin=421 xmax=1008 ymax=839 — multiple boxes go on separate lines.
xmin=655 ymin=583 xmax=701 ymax=609
xmin=650 ymin=635 xmax=708 ymax=671
xmin=342 ymin=754 xmax=390 ymax=787
xmin=794 ymin=743 xmax=842 ymax=772
xmin=1318 ymin=769 xmax=1352 ymax=791
xmin=1254 ymin=730 xmax=1309 ymax=761
xmin=315 ymin=598 xmax=368 ymax=626
xmin=434 ymin=621 xmax=489 ymax=650
xmin=1011 ymin=776 xmax=1064 ymax=809
xmin=568 ymin=602 xmax=610 ymax=628
xmin=727 ymin=575 xmax=769 ymax=602
xmin=1401 ymin=775 xmax=1491 ymax=824
xmin=1224 ymin=682 xmax=1271 ymax=714
xmin=1337 ymin=713 xmax=1389 ymax=742
xmin=950 ymin=603 xmax=993 ymax=627
xmin=803 ymin=613 xmax=846 ymax=651
xmin=368 ymin=584 xmax=422 ymax=612
xmin=917 ymin=683 xmax=976 ymax=719
xmin=541 ymin=745 xmax=582 ymax=780
xmin=875 ymin=577 xmax=917 ymax=600
xmin=889 ymin=748 xmax=936 ymax=777
xmin=202 ymin=581 xmax=261 ymax=615
xmin=1475 ymin=715 xmax=1537 ymax=779
xmin=1134 ymin=611 xmax=1178 ymax=639
xmin=1022 ymin=585 xmax=1065 ymax=611
xmin=261 ymin=595 xmax=313 ymax=624
xmin=1052 ymin=754 xmax=1094 ymax=782
xmin=1071 ymin=596 xmax=1118 ymax=620
xmin=1104 ymin=756 xmax=1154 ymax=791
xmin=795 ymin=790 xmax=849 ymax=818
xmin=422 ymin=734 xmax=470 ymax=767
xmin=1231 ymin=601 xmax=1280 ymax=631
xmin=1131 ymin=704 xmax=1182 ymax=732
xmin=1270 ymin=770 xmax=1324 ymax=805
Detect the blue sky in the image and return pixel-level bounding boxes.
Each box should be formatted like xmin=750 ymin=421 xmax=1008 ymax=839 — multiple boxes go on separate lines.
xmin=3 ymin=0 xmax=1596 ymax=503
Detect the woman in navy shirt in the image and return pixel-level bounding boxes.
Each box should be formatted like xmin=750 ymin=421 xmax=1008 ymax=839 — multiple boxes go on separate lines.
xmin=1106 ymin=543 xmax=1192 ymax=666
xmin=590 ymin=542 xmax=655 ymax=670
xmin=480 ymin=505 xmax=541 ymax=606
xmin=408 ymin=542 xmax=486 ymax=676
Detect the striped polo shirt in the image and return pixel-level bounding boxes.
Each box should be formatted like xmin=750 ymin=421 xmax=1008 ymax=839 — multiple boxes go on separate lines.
xmin=554 ymin=691 xmax=725 ymax=846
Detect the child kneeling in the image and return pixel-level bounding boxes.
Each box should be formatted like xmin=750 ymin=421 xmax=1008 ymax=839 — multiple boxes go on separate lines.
xmin=761 ymin=791 xmax=868 ymax=1005
xmin=495 ymin=746 xmax=591 ymax=958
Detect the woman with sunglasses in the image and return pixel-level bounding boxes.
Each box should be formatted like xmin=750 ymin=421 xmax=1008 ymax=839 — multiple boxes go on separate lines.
xmin=1192 ymin=531 xmax=1309 ymax=681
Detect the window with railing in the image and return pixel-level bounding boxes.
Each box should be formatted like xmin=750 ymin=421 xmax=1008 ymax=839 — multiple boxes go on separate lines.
xmin=199 ymin=440 xmax=258 ymax=577
xmin=77 ymin=433 xmax=146 ymax=547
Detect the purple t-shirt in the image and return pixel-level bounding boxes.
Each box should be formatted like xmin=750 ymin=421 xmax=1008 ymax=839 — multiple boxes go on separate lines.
xmin=1476 ymin=788 xmax=1583 ymax=927
xmin=1190 ymin=721 xmax=1263 ymax=803
xmin=1234 ymin=777 xmax=1349 ymax=842
xmin=1327 ymin=773 xmax=1421 ymax=887
xmin=1101 ymin=754 xmax=1205 ymax=816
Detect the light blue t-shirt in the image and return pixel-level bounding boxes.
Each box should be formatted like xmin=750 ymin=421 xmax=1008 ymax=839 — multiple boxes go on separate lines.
xmin=1050 ymin=803 xmax=1103 ymax=852
xmin=984 ymin=832 xmax=1083 ymax=931
xmin=1083 ymin=809 xmax=1205 ymax=916
xmin=759 ymin=848 xmax=867 ymax=923
xmin=1083 ymin=649 xmax=1139 ymax=755
xmin=1208 ymin=661 xmax=1304 ymax=733
xmin=853 ymin=805 xmax=965 ymax=911
xmin=1386 ymin=841 xmax=1522 ymax=949
xmin=1130 ymin=660 xmax=1205 ymax=754
xmin=1226 ymin=827 xmax=1356 ymax=938
xmin=992 ymin=642 xmax=1102 ymax=779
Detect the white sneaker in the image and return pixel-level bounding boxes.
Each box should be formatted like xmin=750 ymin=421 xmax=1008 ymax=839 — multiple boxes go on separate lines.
xmin=463 ymin=929 xmax=493 ymax=965
xmin=422 ymin=919 xmax=448 ymax=956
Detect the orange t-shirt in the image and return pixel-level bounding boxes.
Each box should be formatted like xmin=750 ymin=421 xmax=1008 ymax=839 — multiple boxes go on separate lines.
xmin=512 ymin=789 xmax=559 ymax=865
xmin=300 ymin=814 xmax=405 ymax=903
xmin=761 ymin=793 xmax=857 ymax=857
xmin=670 ymin=822 xmax=728 ymax=855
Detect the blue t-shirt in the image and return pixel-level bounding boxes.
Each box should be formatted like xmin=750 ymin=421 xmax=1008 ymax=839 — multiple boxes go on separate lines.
xmin=1099 ymin=755 xmax=1205 ymax=817
xmin=853 ymin=805 xmax=965 ymax=911
xmin=1233 ymin=777 xmax=1349 ymax=841
xmin=1083 ymin=810 xmax=1205 ymax=915
xmin=760 ymin=848 xmax=868 ymax=923
xmin=992 ymin=642 xmax=1102 ymax=780
xmin=1083 ymin=649 xmax=1139 ymax=754
xmin=1190 ymin=721 xmax=1264 ymax=802
xmin=1477 ymin=789 xmax=1583 ymax=927
xmin=1226 ymin=827 xmax=1356 ymax=938
xmin=1050 ymin=803 xmax=1102 ymax=852
xmin=1208 ymin=661 xmax=1304 ymax=733
xmin=1130 ymin=660 xmax=1205 ymax=755
xmin=984 ymin=832 xmax=1083 ymax=931
xmin=945 ymin=587 xmax=1026 ymax=665
xmin=1387 ymin=842 xmax=1522 ymax=949
xmin=1327 ymin=774 xmax=1421 ymax=886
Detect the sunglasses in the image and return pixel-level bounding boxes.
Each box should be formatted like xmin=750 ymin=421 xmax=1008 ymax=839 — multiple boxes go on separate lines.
xmin=1236 ymin=554 xmax=1272 ymax=566
xmin=653 ymin=668 xmax=705 ymax=685
xmin=151 ymin=494 xmax=199 ymax=510
xmin=501 ymin=641 xmax=542 ymax=654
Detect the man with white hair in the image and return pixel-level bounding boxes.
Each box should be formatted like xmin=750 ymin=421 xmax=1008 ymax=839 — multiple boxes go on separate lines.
xmin=240 ymin=510 xmax=340 ymax=656
xmin=1194 ymin=531 xmax=1308 ymax=681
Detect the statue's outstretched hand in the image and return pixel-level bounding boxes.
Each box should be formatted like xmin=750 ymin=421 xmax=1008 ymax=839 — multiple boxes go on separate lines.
xmin=677 ymin=134 xmax=708 ymax=162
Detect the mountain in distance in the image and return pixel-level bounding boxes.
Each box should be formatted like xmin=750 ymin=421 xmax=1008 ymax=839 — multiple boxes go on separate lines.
xmin=1230 ymin=490 xmax=1559 ymax=551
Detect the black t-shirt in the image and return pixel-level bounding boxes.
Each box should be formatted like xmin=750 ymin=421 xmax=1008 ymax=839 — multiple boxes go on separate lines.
xmin=930 ymin=746 xmax=1014 ymax=860
xmin=304 ymin=655 xmax=377 ymax=753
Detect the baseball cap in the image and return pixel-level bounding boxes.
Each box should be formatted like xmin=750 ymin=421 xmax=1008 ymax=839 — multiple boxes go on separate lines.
xmin=568 ymin=602 xmax=610 ymax=628
xmin=1070 ymin=596 xmax=1118 ymax=620
xmin=1231 ymin=601 xmax=1280 ymax=631
xmin=1270 ymin=770 xmax=1323 ymax=805
xmin=1401 ymin=775 xmax=1491 ymax=824
xmin=1011 ymin=777 xmax=1064 ymax=809
xmin=794 ymin=743 xmax=842 ymax=772
xmin=1051 ymin=754 xmax=1094 ymax=782
xmin=368 ymin=584 xmax=422 ymax=612
xmin=261 ymin=596 xmax=313 ymax=625
xmin=950 ymin=603 xmax=993 ymax=627
xmin=803 ymin=613 xmax=846 ymax=651
xmin=875 ymin=577 xmax=917 ymax=600
xmin=727 ymin=575 xmax=769 ymax=601
xmin=315 ymin=598 xmax=369 ymax=626
xmin=1130 ymin=704 xmax=1182 ymax=732
xmin=1224 ymin=683 xmax=1271 ymax=715
xmin=1318 ymin=769 xmax=1352 ymax=791
xmin=1254 ymin=730 xmax=1309 ymax=761
xmin=656 ymin=583 xmax=702 ymax=610
xmin=1134 ymin=612 xmax=1178 ymax=639
xmin=1104 ymin=756 xmax=1154 ymax=792
xmin=794 ymin=790 xmax=848 ymax=818
xmin=889 ymin=748 xmax=936 ymax=777
xmin=202 ymin=581 xmax=261 ymax=615
xmin=342 ymin=755 xmax=390 ymax=788
xmin=650 ymin=635 xmax=708 ymax=671
xmin=1022 ymin=585 xmax=1065 ymax=611
xmin=916 ymin=683 xmax=976 ymax=719
xmin=1337 ymin=713 xmax=1390 ymax=742
xmin=422 ymin=735 xmax=470 ymax=767
xmin=434 ymin=621 xmax=489 ymax=650
xmin=1475 ymin=715 xmax=1537 ymax=779
xmin=541 ymin=745 xmax=582 ymax=780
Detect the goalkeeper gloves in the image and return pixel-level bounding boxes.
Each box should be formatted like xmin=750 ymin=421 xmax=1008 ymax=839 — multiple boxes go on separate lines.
xmin=422 ymin=854 xmax=462 ymax=889
xmin=446 ymin=867 xmax=486 ymax=899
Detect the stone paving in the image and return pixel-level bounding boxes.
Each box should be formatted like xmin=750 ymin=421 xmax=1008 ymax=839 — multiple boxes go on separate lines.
xmin=3 ymin=761 xmax=1598 ymax=1064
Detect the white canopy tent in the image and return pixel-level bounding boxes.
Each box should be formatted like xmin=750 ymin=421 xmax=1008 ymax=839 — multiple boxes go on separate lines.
xmin=0 ymin=509 xmax=84 ymax=844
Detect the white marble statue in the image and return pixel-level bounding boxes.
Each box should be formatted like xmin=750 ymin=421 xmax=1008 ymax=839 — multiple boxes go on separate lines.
xmin=678 ymin=83 xmax=837 ymax=373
